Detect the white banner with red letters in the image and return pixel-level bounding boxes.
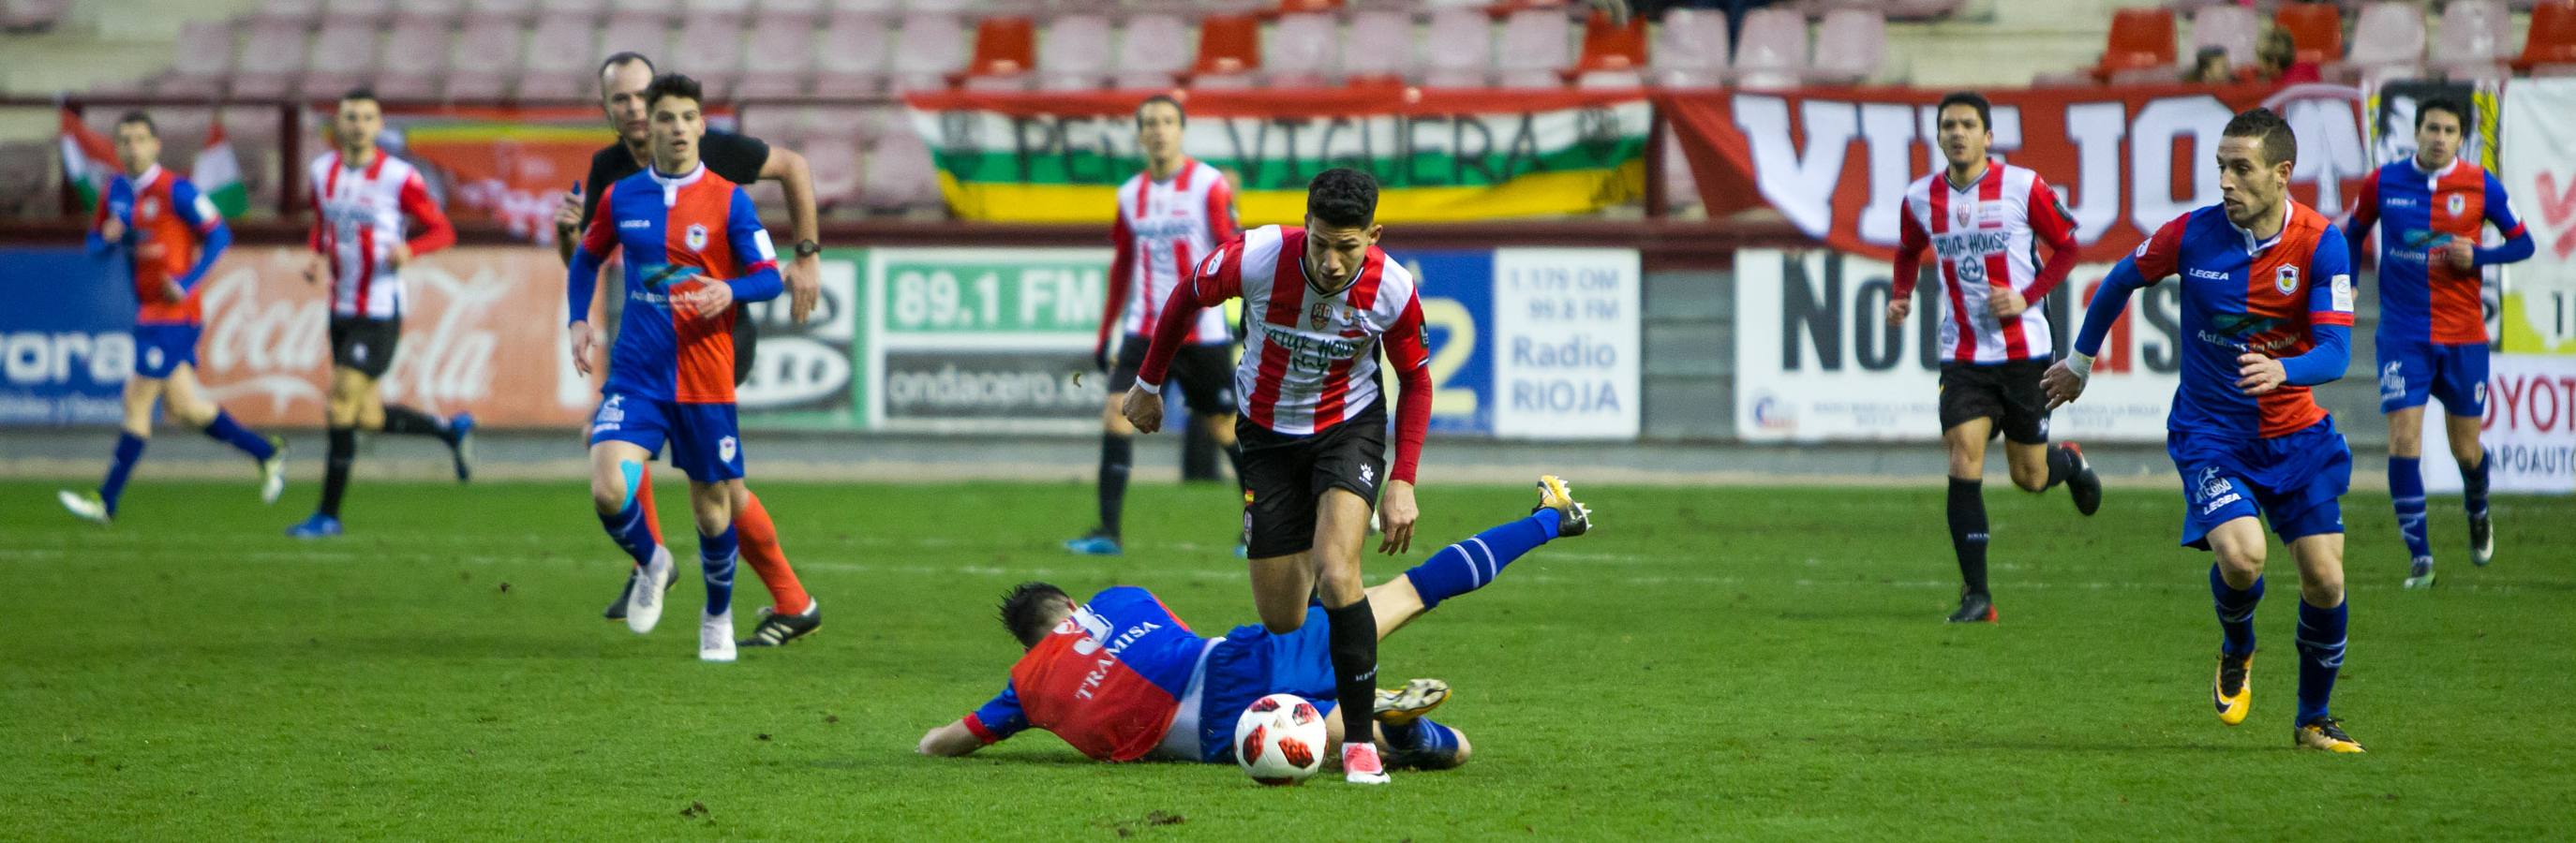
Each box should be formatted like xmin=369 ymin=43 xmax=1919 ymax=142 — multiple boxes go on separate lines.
xmin=2419 ymin=353 xmax=2576 ymax=495
xmin=2497 ymin=77 xmax=2576 ymax=355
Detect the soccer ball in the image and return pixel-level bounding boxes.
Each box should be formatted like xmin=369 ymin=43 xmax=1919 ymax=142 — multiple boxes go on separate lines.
xmin=1234 ymin=693 xmax=1328 ymax=785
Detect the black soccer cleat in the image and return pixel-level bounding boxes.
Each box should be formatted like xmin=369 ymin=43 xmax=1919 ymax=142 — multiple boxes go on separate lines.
xmin=2469 ymin=512 xmax=2494 ymax=567
xmin=1947 ymin=589 xmax=1999 ymax=624
xmin=2063 ymin=441 xmax=2103 ymax=516
xmin=603 ymin=570 xmax=636 ymax=621
xmin=738 ymin=599 xmax=822 ymax=647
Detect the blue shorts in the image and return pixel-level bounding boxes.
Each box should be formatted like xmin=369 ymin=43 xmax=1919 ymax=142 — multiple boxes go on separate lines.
xmin=132 ymin=323 xmax=201 ymax=378
xmin=586 ymin=391 xmax=744 ymax=482
xmin=2168 ymin=417 xmax=2351 ymax=549
xmin=1193 ymin=606 xmax=1340 ymax=763
xmin=2375 ymin=335 xmax=2488 ymax=416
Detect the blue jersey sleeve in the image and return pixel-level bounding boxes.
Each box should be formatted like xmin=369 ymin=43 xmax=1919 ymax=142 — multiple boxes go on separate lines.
xmin=723 ymin=187 xmax=783 ymax=303
xmin=168 ymin=178 xmax=230 ymax=293
xmin=2476 ymin=171 xmax=2536 ymax=267
xmin=2279 ymin=228 xmax=2354 ymax=386
xmin=567 ymin=183 xmax=620 ymax=324
xmin=966 ymin=682 xmax=1029 ymax=744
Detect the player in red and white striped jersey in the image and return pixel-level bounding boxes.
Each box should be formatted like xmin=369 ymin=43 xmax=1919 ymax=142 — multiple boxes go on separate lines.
xmin=1123 ymin=169 xmax=1432 ymax=785
xmin=1886 ymin=91 xmax=2102 ymax=624
xmin=287 ymin=89 xmax=468 ymax=540
xmin=1069 ymin=95 xmax=1247 ymax=557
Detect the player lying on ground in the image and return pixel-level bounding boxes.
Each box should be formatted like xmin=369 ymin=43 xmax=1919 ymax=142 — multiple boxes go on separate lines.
xmin=918 ymin=477 xmax=1594 ymax=772
xmin=59 ymin=110 xmax=287 ymax=525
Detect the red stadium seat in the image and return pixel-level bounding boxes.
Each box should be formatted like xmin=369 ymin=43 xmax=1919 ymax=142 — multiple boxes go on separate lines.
xmin=1036 ymin=13 xmax=1114 ymax=92
xmin=442 ymin=15 xmax=523 ymax=99
xmin=1339 ymin=9 xmax=1413 ymax=89
xmin=1732 ymin=7 xmax=1809 ymax=91
xmin=2272 ymin=2 xmax=2343 ymax=65
xmin=960 ymin=17 xmax=1036 ymax=86
xmin=374 ymin=14 xmax=451 ymax=100
xmin=1111 ymin=14 xmax=1189 ymax=90
xmin=2516 ymin=1 xmax=2576 ymax=71
xmin=812 ymin=12 xmax=891 ymax=96
xmin=860 ymin=126 xmax=940 ymax=213
xmin=2189 ymin=4 xmax=2257 ymax=67
xmin=2435 ymin=0 xmax=2511 ymax=78
xmin=1421 ymin=7 xmax=1493 ymax=87
xmin=1807 ymin=7 xmax=1884 ymax=85
xmin=1266 ymin=11 xmax=1339 ymax=88
xmin=2092 ymin=7 xmax=2176 ymax=81
xmin=1192 ymin=14 xmax=1263 ymax=86
xmin=298 ymin=19 xmax=380 ymax=99
xmin=1651 ymin=7 xmax=1728 ymax=88
xmin=2346 ymin=1 xmax=2425 ymax=80
xmin=890 ymin=13 xmax=966 ymax=91
xmin=229 ymin=19 xmax=311 ymax=100
xmin=736 ymin=12 xmax=817 ymax=97
xmin=1495 ymin=7 xmax=1573 ymax=89
xmin=1274 ymin=0 xmax=1343 ymax=14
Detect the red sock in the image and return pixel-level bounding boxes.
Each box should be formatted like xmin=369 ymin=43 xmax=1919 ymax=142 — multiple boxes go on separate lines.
xmin=736 ymin=490 xmax=812 ymax=614
xmin=636 ymin=466 xmax=664 ymax=546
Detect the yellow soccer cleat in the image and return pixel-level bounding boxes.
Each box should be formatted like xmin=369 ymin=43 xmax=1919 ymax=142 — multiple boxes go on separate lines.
xmin=2295 ymin=717 xmax=2366 ymax=753
xmin=2212 ymin=651 xmax=2253 ymax=726
xmin=1535 ymin=475 xmax=1593 ymax=537
xmin=1374 ymin=678 xmax=1452 ymax=726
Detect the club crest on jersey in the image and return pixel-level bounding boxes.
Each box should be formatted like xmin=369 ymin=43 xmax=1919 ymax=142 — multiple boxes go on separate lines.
xmin=684 ymin=224 xmax=707 ymax=253
xmin=138 ymin=197 xmax=159 ymax=220
xmin=2274 ymin=265 xmax=2300 ymax=296
xmin=1952 ymin=205 xmax=1972 ymax=228
xmin=2447 ymin=193 xmax=2466 ymax=216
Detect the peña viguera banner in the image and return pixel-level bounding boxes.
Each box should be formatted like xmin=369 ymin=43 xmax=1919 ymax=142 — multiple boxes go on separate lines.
xmin=901 ymin=89 xmax=1651 ymax=224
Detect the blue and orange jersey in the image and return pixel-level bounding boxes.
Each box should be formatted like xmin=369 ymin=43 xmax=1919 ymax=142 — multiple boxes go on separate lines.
xmin=566 ymin=162 xmax=782 ymax=405
xmin=964 ymin=586 xmax=1211 ymax=762
xmin=2077 ymin=201 xmax=2356 ymax=439
xmin=89 ymin=165 xmax=229 ymax=325
xmin=2345 ymin=157 xmax=2531 ymax=345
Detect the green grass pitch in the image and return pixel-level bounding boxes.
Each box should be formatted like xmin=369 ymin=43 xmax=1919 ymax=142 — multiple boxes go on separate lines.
xmin=4 ymin=478 xmax=2570 ymax=839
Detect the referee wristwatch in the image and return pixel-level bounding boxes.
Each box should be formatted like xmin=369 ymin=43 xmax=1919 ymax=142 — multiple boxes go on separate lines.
xmin=793 ymin=239 xmax=821 ymax=259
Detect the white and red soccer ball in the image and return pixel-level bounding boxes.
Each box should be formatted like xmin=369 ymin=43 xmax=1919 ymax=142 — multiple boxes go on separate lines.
xmin=1233 ymin=693 xmax=1327 ymax=785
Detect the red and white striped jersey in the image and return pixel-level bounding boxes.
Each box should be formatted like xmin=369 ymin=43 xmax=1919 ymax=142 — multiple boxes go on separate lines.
xmin=1099 ymin=159 xmax=1239 ymax=355
xmin=1892 ymin=161 xmax=2079 ymax=364
xmin=306 ymin=150 xmax=454 ymax=320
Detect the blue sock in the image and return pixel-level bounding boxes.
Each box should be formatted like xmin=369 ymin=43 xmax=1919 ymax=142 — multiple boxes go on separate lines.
xmin=595 ymin=498 xmax=658 ymax=567
xmin=700 ymin=525 xmax=738 ymax=617
xmin=1402 ymin=510 xmax=1560 ymax=610
xmin=1384 ymin=717 xmax=1463 ymax=769
xmin=2294 ymin=598 xmax=2348 ymax=726
xmin=2210 ymin=566 xmax=2263 ymax=657
xmin=2389 ymin=456 xmax=2432 ymax=560
xmin=201 ymin=410 xmax=275 ymax=461
xmin=2461 ymin=450 xmax=2491 ymax=519
xmin=98 ymin=432 xmax=146 ymax=514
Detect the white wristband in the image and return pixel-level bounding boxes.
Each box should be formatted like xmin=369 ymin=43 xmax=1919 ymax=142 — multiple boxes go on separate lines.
xmin=2067 ymin=351 xmax=2095 ymax=380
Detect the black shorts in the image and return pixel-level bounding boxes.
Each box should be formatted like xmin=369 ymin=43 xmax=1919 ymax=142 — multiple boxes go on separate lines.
xmin=1236 ymin=400 xmax=1388 ymax=558
xmin=733 ymin=310 xmax=756 ymax=387
xmin=329 ymin=315 xmax=401 ymax=379
xmin=1939 ymin=359 xmax=2051 ymax=444
xmin=1108 ymin=338 xmax=1237 ymax=417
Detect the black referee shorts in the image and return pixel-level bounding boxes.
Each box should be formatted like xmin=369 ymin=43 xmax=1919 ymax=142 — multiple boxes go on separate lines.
xmin=1235 ymin=399 xmax=1389 ymax=558
xmin=1938 ymin=359 xmax=2052 ymax=444
xmin=329 ymin=315 xmax=401 ymax=380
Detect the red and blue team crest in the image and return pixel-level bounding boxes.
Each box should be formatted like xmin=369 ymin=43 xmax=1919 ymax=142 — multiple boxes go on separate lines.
xmin=2274 ymin=265 xmax=2300 ymax=296
xmin=684 ymin=223 xmax=707 ymax=253
xmin=138 ymin=196 xmax=159 ymax=221
xmin=2447 ymin=193 xmax=2466 ymax=217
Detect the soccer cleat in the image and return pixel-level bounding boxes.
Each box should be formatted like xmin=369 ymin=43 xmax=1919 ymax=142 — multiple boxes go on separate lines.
xmin=56 ymin=489 xmax=112 ymax=525
xmin=603 ymin=571 xmax=636 ymax=622
xmin=446 ymin=412 xmax=476 ymax=482
xmin=2404 ymin=556 xmax=2437 ymax=590
xmin=625 ymin=545 xmax=677 ymax=634
xmin=1063 ymin=530 xmax=1123 ymax=555
xmin=700 ymin=610 xmax=737 ymax=663
xmin=1374 ymin=678 xmax=1452 ymax=726
xmin=1534 ymin=475 xmax=1593 ymax=537
xmin=738 ymin=599 xmax=822 ymax=647
xmin=2469 ymin=513 xmax=2494 ymax=567
xmin=1234 ymin=541 xmax=1249 ymax=559
xmin=1341 ymin=742 xmax=1391 ymax=785
xmin=2212 ymin=650 xmax=2253 ymax=726
xmin=257 ymin=436 xmax=288 ymax=505
xmin=2063 ymin=441 xmax=2103 ymax=516
xmin=1946 ymin=589 xmax=1999 ymax=624
xmin=2294 ymin=717 xmax=2366 ymax=753
xmin=286 ymin=512 xmax=342 ymax=539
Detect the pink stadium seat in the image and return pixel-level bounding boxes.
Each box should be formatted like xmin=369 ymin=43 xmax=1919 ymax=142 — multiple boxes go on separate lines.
xmin=374 ymin=15 xmax=452 ymax=100
xmin=596 ymin=12 xmax=672 ymax=69
xmin=794 ymin=106 xmax=879 ymax=145
xmin=678 ymin=12 xmax=746 ymax=96
xmin=683 ymin=0 xmax=753 ymax=22
xmin=393 ymin=0 xmax=463 ymax=23
xmin=890 ymin=13 xmax=967 ymax=92
xmin=2435 ymin=0 xmax=2513 ymax=77
xmin=1339 ymin=9 xmax=1411 ymax=87
xmin=442 ymin=15 xmax=526 ymax=99
xmin=736 ymin=13 xmax=816 ymax=97
xmin=1494 ymin=7 xmax=1573 ymax=88
xmin=1731 ymin=7 xmax=1807 ymax=91
xmin=801 ymin=134 xmax=864 ymax=211
xmin=259 ymin=0 xmax=325 ymax=22
xmin=464 ymin=0 xmax=538 ymax=24
xmin=519 ymin=11 xmax=600 ymax=99
xmin=1112 ymin=14 xmax=1191 ymax=90
xmin=1652 ymin=7 xmax=1728 ymax=88
xmin=298 ymin=20 xmax=381 ymax=99
xmin=761 ymin=0 xmax=833 ymax=15
xmin=1807 ymin=7 xmax=1884 ymax=85
xmin=860 ymin=126 xmax=939 ymax=213
xmin=812 ymin=13 xmax=892 ymax=97
xmin=1266 ymin=12 xmax=1337 ymax=88
xmin=2190 ymin=4 xmax=2258 ymax=67
xmin=607 ymin=0 xmax=678 ymax=20
xmin=1422 ymin=7 xmax=1493 ymax=87
xmin=1037 ymin=14 xmax=1115 ymax=91
xmin=229 ymin=19 xmax=312 ymax=100
xmin=162 ymin=21 xmax=236 ymax=98
xmin=323 ymin=0 xmax=396 ymax=25
xmin=2346 ymin=1 xmax=2425 ymax=78
xmin=540 ymin=0 xmax=611 ymax=22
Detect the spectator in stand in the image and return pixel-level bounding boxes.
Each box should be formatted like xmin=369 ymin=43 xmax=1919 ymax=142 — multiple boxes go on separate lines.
xmin=2257 ymin=28 xmax=2322 ymax=86
xmin=2188 ymin=47 xmax=2236 ymax=84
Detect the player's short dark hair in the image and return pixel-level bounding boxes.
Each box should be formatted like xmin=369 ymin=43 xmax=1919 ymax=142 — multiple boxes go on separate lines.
xmin=113 ymin=111 xmax=156 ymax=138
xmin=643 ymin=73 xmax=703 ymax=112
xmin=339 ymin=87 xmax=380 ymax=107
xmin=2416 ymin=96 xmax=2470 ymax=132
xmin=1305 ymin=168 xmax=1378 ymax=229
xmin=600 ymin=51 xmax=656 ymax=80
xmin=1135 ymin=94 xmax=1185 ymax=127
xmin=2223 ymin=107 xmax=2298 ymax=169
xmin=998 ymin=582 xmax=1071 ymax=648
xmin=1935 ymin=91 xmax=1991 ymax=132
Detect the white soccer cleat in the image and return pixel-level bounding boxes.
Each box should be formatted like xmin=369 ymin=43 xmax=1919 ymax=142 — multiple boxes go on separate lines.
xmin=1341 ymin=742 xmax=1391 ymax=785
xmin=699 ymin=610 xmax=737 ymax=663
xmin=258 ymin=436 xmax=288 ymax=505
xmin=624 ymin=545 xmax=675 ymax=635
xmin=56 ymin=489 xmax=111 ymax=525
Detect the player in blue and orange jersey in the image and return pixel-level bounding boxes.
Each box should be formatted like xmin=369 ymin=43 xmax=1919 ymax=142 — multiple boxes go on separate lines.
xmin=2341 ymin=97 xmax=2536 ymax=589
xmin=566 ymin=74 xmax=783 ymax=663
xmin=2045 ymin=109 xmax=2366 ymax=753
xmin=918 ymin=477 xmax=1594 ymax=771
xmin=57 ymin=111 xmax=287 ymax=525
